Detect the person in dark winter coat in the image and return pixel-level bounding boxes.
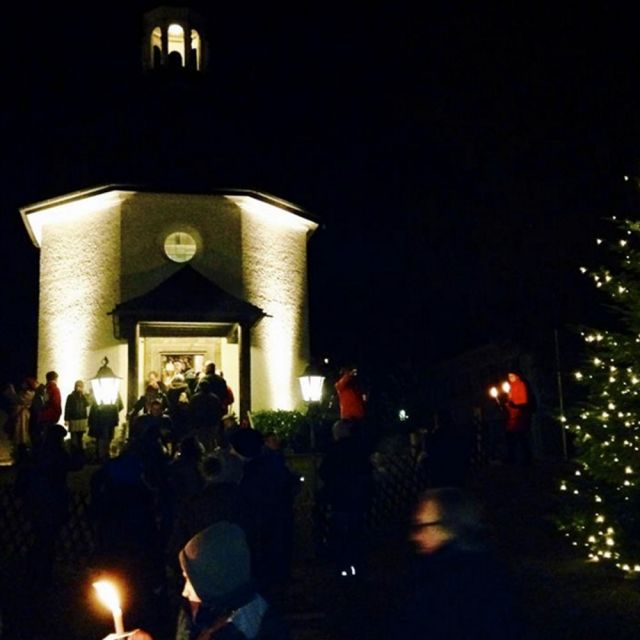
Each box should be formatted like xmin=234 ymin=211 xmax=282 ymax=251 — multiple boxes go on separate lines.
xmin=131 ymin=522 xmax=289 ymax=640
xmin=317 ymin=420 xmax=373 ymax=577
xmin=64 ymin=380 xmax=91 ymax=451
xmin=189 ymin=379 xmax=222 ymax=452
xmin=128 ymin=384 xmax=169 ymax=427
xmin=90 ymin=447 xmax=168 ymax=634
xmin=166 ymin=373 xmax=192 ymax=450
xmin=15 ymin=423 xmax=83 ymax=585
xmin=88 ymin=394 xmax=123 ymax=461
xmin=393 ymin=487 xmax=526 ymax=639
xmin=130 ymin=399 xmax=174 ymax=453
xmin=168 ymin=435 xmax=206 ymax=505
xmin=167 ymin=451 xmax=249 ymax=585
xmin=230 ymin=429 xmax=300 ymax=592
xmin=28 ymin=382 xmax=47 ymax=448
xmin=195 ymin=360 xmax=229 ymax=403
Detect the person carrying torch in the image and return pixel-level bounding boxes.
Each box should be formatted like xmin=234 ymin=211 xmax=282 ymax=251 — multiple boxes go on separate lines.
xmin=489 ymin=370 xmax=535 ymax=465
xmin=501 ymin=370 xmax=534 ymax=466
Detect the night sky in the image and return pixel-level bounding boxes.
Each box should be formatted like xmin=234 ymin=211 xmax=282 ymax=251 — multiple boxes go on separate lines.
xmin=2 ymin=3 xmax=640 ymax=384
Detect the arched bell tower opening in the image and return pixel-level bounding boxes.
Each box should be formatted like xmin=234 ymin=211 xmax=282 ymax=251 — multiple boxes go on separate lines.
xmin=142 ymin=6 xmax=208 ymax=73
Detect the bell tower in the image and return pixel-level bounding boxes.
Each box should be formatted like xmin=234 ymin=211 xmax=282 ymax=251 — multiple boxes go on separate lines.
xmin=142 ymin=6 xmax=209 ymax=72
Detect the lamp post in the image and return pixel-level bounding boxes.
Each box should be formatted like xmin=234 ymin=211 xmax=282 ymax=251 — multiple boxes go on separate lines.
xmin=299 ymin=364 xmax=325 ymax=451
xmin=90 ymin=357 xmax=123 ymax=459
xmin=91 ymin=357 xmax=122 ymax=406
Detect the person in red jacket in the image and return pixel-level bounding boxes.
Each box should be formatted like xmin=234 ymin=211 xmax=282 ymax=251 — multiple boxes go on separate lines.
xmin=335 ymin=366 xmax=366 ymax=421
xmin=503 ymin=370 xmax=533 ymax=465
xmin=335 ymin=366 xmax=370 ymax=451
xmin=37 ymin=371 xmax=62 ymax=437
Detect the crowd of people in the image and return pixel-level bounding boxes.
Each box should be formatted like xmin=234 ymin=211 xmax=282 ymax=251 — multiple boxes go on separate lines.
xmin=0 ymin=361 xmax=302 ymax=638
xmin=0 ymin=361 xmax=534 ymax=638
xmin=0 ymin=361 xmax=236 ymax=462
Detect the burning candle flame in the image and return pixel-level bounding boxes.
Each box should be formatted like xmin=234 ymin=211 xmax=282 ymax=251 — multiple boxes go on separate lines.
xmin=94 ymin=580 xmax=120 ymax=611
xmin=93 ymin=580 xmax=124 ymax=634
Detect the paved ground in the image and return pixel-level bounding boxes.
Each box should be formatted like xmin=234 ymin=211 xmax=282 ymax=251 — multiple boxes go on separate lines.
xmin=4 ymin=459 xmax=640 ymax=639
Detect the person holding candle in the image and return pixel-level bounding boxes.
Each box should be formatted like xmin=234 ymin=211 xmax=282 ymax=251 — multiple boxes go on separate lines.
xmin=130 ymin=521 xmax=289 ymax=640
xmin=502 ymin=370 xmax=535 ymax=466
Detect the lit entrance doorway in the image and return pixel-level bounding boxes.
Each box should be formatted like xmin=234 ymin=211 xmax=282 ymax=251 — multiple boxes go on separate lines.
xmin=138 ymin=322 xmax=240 ymax=414
xmin=109 ymin=265 xmax=266 ymax=420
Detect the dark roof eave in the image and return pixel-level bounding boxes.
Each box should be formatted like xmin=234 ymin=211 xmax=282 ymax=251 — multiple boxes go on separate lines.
xmin=108 ymin=265 xmax=268 ymax=326
xmin=109 ymin=310 xmax=266 ymax=323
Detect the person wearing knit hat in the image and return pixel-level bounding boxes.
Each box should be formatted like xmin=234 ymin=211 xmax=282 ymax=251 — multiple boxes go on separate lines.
xmin=130 ymin=521 xmax=289 ymax=640
xmin=179 ymin=521 xmax=252 ymax=608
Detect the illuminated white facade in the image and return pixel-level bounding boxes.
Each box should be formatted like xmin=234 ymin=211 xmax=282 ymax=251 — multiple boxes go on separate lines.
xmin=21 ymin=186 xmax=318 ymax=416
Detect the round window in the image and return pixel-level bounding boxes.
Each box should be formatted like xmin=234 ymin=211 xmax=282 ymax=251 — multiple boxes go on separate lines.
xmin=164 ymin=232 xmax=197 ymax=263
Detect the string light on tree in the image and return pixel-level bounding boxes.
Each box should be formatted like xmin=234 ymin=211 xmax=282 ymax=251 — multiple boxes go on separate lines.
xmin=558 ymin=216 xmax=640 ymax=576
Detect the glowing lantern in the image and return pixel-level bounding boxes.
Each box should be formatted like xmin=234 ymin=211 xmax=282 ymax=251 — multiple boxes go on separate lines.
xmin=298 ymin=364 xmax=325 ymax=451
xmin=298 ymin=364 xmax=325 ymax=403
xmin=91 ymin=357 xmax=121 ymax=405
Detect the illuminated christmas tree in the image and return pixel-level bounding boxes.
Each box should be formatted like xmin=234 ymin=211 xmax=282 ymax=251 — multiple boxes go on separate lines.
xmin=558 ymin=216 xmax=640 ymax=575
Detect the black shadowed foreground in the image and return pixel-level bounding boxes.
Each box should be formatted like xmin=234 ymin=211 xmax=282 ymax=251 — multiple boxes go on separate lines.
xmin=2 ymin=451 xmax=640 ymax=639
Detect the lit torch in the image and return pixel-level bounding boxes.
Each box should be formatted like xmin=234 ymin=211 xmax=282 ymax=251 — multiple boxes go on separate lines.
xmin=501 ymin=381 xmax=511 ymax=394
xmin=93 ymin=580 xmax=125 ymax=635
xmin=489 ymin=386 xmax=500 ymax=405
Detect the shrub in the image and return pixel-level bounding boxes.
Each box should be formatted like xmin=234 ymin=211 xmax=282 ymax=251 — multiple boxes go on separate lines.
xmin=250 ymin=409 xmax=307 ymax=445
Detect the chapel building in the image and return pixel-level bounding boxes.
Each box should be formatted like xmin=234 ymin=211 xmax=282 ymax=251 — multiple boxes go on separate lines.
xmin=19 ymin=6 xmax=319 ymax=418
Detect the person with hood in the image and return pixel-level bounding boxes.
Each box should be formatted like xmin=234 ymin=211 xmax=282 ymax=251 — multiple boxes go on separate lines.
xmin=131 ymin=521 xmax=289 ymax=640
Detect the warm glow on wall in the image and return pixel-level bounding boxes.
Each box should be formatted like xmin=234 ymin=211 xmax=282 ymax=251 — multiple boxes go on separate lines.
xmin=235 ymin=194 xmax=317 ymax=410
xmin=255 ymin=311 xmax=299 ymax=409
xmin=22 ymin=187 xmax=316 ymax=417
xmin=226 ymin=195 xmax=316 ymax=234
xmin=30 ymin=188 xmax=127 ymax=403
xmin=21 ymin=188 xmax=128 ymax=247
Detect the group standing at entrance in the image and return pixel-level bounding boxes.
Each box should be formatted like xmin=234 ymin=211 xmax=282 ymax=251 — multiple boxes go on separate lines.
xmin=128 ymin=360 xmax=235 ymax=456
xmin=1 ymin=360 xmax=235 ymax=462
